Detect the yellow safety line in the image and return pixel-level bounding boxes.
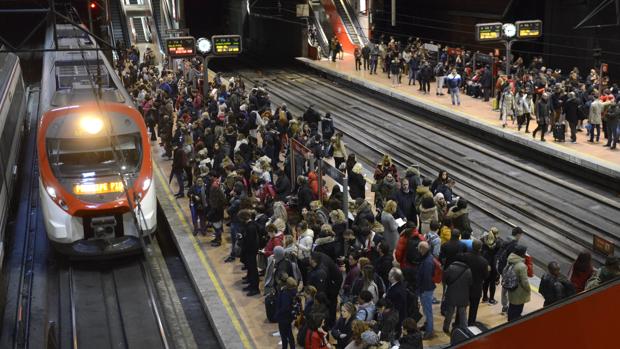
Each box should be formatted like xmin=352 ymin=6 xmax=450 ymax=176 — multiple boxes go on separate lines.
xmin=153 ymin=164 xmax=252 ymax=349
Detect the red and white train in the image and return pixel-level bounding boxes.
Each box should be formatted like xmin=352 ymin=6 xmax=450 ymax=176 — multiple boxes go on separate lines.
xmin=37 ymin=24 xmax=156 ymax=257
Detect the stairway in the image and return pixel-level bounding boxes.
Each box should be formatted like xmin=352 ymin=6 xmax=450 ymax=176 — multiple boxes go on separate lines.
xmin=131 ymin=17 xmax=149 ymax=43
xmin=332 ymin=0 xmax=361 ymax=46
xmin=109 ymin=0 xmax=129 ymax=47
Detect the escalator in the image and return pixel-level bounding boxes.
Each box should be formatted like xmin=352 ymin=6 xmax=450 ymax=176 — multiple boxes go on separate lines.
xmin=332 ymin=0 xmax=366 ymax=46
xmin=456 ymin=278 xmax=620 ymax=348
xmin=109 ymin=0 xmax=129 ymax=47
xmin=131 ymin=17 xmax=150 ymax=43
xmin=150 ymin=0 xmax=167 ymax=46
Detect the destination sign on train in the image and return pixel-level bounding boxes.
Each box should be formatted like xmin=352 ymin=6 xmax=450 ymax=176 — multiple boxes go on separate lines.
xmin=476 ymin=22 xmax=502 ymax=41
xmin=212 ymin=35 xmax=242 ymax=56
xmin=166 ymin=37 xmax=196 ymax=58
xmin=74 ymin=181 xmax=124 ymax=195
xmin=516 ymin=20 xmax=543 ymax=39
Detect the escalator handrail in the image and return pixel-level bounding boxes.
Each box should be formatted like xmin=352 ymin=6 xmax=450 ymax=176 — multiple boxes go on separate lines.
xmin=340 ymin=0 xmax=368 ymax=45
xmin=335 ymin=0 xmax=363 ymax=46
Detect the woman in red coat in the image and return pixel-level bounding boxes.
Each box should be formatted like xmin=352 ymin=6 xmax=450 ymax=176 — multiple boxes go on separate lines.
xmin=305 ymin=313 xmax=331 ymax=349
xmin=569 ymin=251 xmax=594 ymax=293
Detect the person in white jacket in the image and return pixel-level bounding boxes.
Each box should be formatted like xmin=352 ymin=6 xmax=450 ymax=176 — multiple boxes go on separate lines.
xmin=295 ymin=221 xmax=314 ymax=283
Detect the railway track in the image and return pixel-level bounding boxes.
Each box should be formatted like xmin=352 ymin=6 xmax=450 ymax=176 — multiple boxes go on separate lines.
xmin=237 ymin=67 xmax=620 ymax=270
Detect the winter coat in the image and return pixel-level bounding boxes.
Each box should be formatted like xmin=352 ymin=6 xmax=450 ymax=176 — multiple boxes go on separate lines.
xmin=415 ymin=186 xmax=433 ymax=211
xmin=381 ymin=211 xmax=400 ymax=252
xmin=399 ymin=332 xmax=423 ymax=349
xmin=373 ymin=254 xmax=395 ymax=288
xmin=416 ymin=252 xmax=436 ymax=293
xmin=539 ymin=274 xmax=575 ymax=306
xmin=443 ymin=261 xmax=473 ymax=307
xmin=314 ymin=236 xmax=342 ymax=262
xmin=386 ymin=281 xmax=408 ymax=324
xmin=394 ymin=189 xmax=417 ymax=222
xmin=375 ymin=309 xmax=400 ymax=342
xmin=395 ymin=229 xmax=426 ymax=268
xmin=563 ymin=97 xmax=580 ymax=123
xmin=506 ymin=253 xmax=531 ymax=305
xmin=446 ymin=206 xmax=472 ymax=235
xmin=275 ymin=175 xmax=291 ymax=199
xmin=588 ymin=99 xmax=612 ymax=124
xmin=458 ymin=252 xmax=489 ymax=298
xmin=275 ymin=288 xmax=297 ymax=323
xmin=501 ymin=92 xmax=516 ymax=117
xmin=297 ymin=229 xmax=314 ymax=260
xmin=440 ymin=239 xmax=467 ymax=270
xmin=308 ymin=266 xmax=328 ymax=294
xmin=297 ymin=183 xmax=314 ymax=210
xmin=240 ymin=220 xmax=259 ymax=259
xmin=536 ymin=99 xmax=551 ymax=124
xmin=348 ymin=172 xmax=366 ymax=200
xmin=331 ymin=316 xmax=354 ymax=349
xmin=419 ymin=206 xmax=438 ymax=234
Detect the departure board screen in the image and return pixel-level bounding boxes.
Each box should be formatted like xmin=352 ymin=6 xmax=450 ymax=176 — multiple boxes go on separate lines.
xmin=516 ymin=20 xmax=542 ymax=39
xmin=212 ymin=35 xmax=242 ymax=56
xmin=166 ymin=37 xmax=196 ymax=58
xmin=476 ymin=23 xmax=502 ymax=41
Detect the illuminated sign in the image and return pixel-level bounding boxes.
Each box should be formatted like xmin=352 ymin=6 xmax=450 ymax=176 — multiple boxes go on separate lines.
xmin=476 ymin=23 xmax=502 ymax=41
xmin=516 ymin=20 xmax=542 ymax=39
xmin=74 ymin=181 xmax=124 ymax=195
xmin=212 ymin=35 xmax=242 ymax=56
xmin=165 ymin=37 xmax=196 ymax=58
xmin=593 ymin=235 xmax=615 ymax=256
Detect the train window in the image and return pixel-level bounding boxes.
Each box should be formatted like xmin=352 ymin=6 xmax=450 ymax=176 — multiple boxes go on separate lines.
xmin=46 ymin=134 xmax=142 ymax=178
xmin=0 ymin=79 xmax=24 ymax=166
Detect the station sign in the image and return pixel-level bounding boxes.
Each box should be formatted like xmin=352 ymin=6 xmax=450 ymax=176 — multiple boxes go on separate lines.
xmin=212 ymin=35 xmax=242 ymax=56
xmin=165 ymin=37 xmax=196 ymax=58
xmin=476 ymin=22 xmax=502 ymax=41
xmin=593 ymin=235 xmax=615 ymax=256
xmin=516 ymin=20 xmax=542 ymax=39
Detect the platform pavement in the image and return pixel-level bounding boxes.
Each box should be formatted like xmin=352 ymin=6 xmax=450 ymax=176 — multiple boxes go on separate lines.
xmin=152 ymin=141 xmax=544 ymax=348
xmin=295 ymin=54 xmax=620 ymax=183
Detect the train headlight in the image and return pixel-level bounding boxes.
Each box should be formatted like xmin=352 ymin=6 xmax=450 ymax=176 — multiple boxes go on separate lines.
xmin=142 ymin=178 xmax=151 ymax=191
xmin=79 ymin=115 xmax=104 ymax=135
xmin=46 ymin=186 xmax=57 ymax=199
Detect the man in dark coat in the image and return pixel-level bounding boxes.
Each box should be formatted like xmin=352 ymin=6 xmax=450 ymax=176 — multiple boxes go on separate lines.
xmin=386 ymin=267 xmax=408 ymax=328
xmin=296 ymin=176 xmax=313 ymax=211
xmin=240 ymin=210 xmax=260 ymax=296
xmin=311 ymin=252 xmax=343 ymax=326
xmin=442 ymin=259 xmax=472 ymax=333
xmin=373 ymin=242 xmax=395 ymax=288
xmin=480 ymin=66 xmax=493 ymax=102
xmin=457 ymin=239 xmax=490 ymax=325
xmin=539 ymin=261 xmax=575 ymax=307
xmin=416 ymin=241 xmax=436 ymax=339
xmin=170 ymin=145 xmax=186 ymax=197
xmin=374 ymin=299 xmax=400 ymax=343
xmin=563 ymin=92 xmax=581 ymax=143
xmin=274 ymin=168 xmax=291 ymax=200
xmin=440 ymin=230 xmax=467 ymax=270
xmin=393 ymin=178 xmax=417 ymax=222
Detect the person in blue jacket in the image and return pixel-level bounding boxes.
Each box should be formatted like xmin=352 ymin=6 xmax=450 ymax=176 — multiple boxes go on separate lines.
xmin=445 ymin=68 xmax=463 ymax=106
xmin=275 ymin=277 xmax=298 ymax=349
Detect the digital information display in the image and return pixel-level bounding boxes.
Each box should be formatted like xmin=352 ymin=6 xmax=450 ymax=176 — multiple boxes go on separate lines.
xmin=212 ymin=35 xmax=242 ymax=56
xmin=166 ymin=37 xmax=196 ymax=58
xmin=74 ymin=182 xmax=124 ymax=195
xmin=476 ymin=22 xmax=502 ymax=41
xmin=516 ymin=20 xmax=542 ymax=39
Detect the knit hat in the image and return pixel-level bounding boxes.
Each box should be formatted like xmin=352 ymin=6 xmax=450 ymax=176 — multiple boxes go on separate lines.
xmin=274 ymin=246 xmax=285 ymax=263
xmin=434 ymin=192 xmax=445 ymax=201
xmin=514 ymin=244 xmax=527 ymax=257
xmin=361 ymin=330 xmax=380 ymax=345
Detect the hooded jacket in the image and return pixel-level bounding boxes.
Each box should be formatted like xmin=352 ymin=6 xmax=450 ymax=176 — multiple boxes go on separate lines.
xmin=446 ymin=206 xmax=472 ymax=235
xmin=297 ymin=229 xmax=315 ymax=260
xmin=415 ymin=185 xmax=433 ymax=211
xmin=443 ymin=261 xmax=472 ymax=307
xmin=507 ymin=253 xmax=531 ymax=305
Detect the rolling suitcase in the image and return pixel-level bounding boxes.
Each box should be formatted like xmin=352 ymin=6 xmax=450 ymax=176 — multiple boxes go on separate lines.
xmin=553 ymin=122 xmax=566 ymax=142
xmin=450 ymin=324 xmax=487 ymax=345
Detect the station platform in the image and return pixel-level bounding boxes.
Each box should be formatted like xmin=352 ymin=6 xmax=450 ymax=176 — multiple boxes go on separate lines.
xmin=152 ymin=140 xmax=544 ymax=348
xmin=295 ymin=55 xmax=620 ymax=183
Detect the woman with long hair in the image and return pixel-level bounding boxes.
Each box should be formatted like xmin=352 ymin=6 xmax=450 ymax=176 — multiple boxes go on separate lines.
xmin=344 ymin=320 xmax=369 ymax=349
xmin=569 ymin=251 xmax=594 ymax=293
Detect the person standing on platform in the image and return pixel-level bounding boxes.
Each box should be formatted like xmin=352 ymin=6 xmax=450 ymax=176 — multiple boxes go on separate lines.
xmin=416 ymin=241 xmax=436 ymax=340
xmin=275 ymin=277 xmax=298 ymax=349
xmin=446 ymin=68 xmax=462 ymax=106
xmin=500 ymin=87 xmax=516 ymax=127
xmin=420 ymin=61 xmax=432 ymax=95
xmin=518 ymin=91 xmax=534 ymax=133
xmin=458 ymin=239 xmax=490 ymax=326
xmin=563 ymin=92 xmax=581 ymax=143
xmin=539 ymin=261 xmax=575 ymax=307
xmin=480 ymin=66 xmax=493 ymax=102
xmin=481 ymin=227 xmax=502 ymax=305
xmin=533 ymin=92 xmax=551 ymax=141
xmin=370 ymin=44 xmax=379 ymax=75
xmin=442 ymin=257 xmax=472 ymax=334
xmin=587 ymin=95 xmax=612 ymax=143
xmin=390 ymin=57 xmax=401 ymax=87
xmin=604 ymin=102 xmax=620 ymax=149
xmin=240 ymin=209 xmax=260 ymax=296
xmin=394 ymin=178 xmax=417 ymax=224
xmin=505 ymin=245 xmax=531 ymax=321
xmin=434 ymin=62 xmax=446 ymax=96
xmin=497 ymin=227 xmax=524 ymax=313
xmin=408 ymin=54 xmax=419 ymax=86
xmin=362 ymin=44 xmax=370 ymax=71
xmin=354 ymin=46 xmax=363 ymax=71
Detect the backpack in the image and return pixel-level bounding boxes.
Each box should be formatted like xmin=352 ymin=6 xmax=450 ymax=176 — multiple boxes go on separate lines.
xmin=405 ymin=234 xmax=423 ymax=265
xmin=501 ymin=264 xmax=519 ymax=291
xmin=432 ymin=257 xmax=443 ymax=284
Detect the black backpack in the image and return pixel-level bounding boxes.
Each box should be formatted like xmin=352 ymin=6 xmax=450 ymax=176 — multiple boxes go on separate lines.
xmin=405 ymin=234 xmax=423 ymax=265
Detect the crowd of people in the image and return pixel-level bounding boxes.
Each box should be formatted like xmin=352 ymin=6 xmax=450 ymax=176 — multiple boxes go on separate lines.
xmin=345 ymin=35 xmax=620 ymax=148
xmin=115 ymin=43 xmax=620 ymax=349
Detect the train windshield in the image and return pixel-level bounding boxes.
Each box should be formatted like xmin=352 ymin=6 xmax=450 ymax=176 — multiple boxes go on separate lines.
xmin=46 ymin=134 xmax=142 ymax=178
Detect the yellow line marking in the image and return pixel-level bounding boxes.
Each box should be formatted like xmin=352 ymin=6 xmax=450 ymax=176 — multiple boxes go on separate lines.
xmin=153 ymin=164 xmax=252 ymax=349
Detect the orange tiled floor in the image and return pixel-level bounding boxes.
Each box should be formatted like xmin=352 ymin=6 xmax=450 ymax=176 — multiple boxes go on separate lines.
xmin=306 ymin=54 xmax=620 ymax=170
